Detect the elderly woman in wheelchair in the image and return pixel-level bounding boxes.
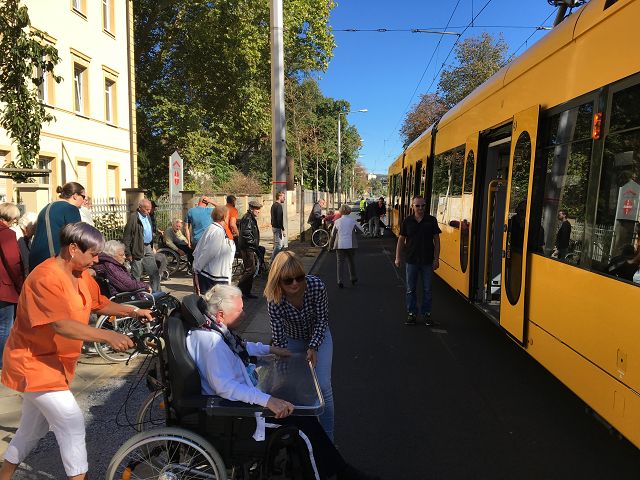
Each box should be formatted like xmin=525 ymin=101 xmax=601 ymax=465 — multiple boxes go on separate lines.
xmin=107 ymin=284 xmax=378 ymax=480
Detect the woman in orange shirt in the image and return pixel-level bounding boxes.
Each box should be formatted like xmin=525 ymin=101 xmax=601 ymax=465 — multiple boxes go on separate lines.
xmin=0 ymin=223 xmax=153 ymax=480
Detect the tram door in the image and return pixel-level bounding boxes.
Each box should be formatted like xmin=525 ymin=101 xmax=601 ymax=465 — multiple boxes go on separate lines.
xmin=499 ymin=106 xmax=540 ymax=343
xmin=475 ymin=137 xmax=510 ymax=319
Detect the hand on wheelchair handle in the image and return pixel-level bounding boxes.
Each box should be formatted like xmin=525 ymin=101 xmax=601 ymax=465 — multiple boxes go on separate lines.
xmin=136 ymin=309 xmax=155 ymax=323
xmin=267 ymin=396 xmax=294 ymax=418
xmin=269 ymin=346 xmax=292 ymax=358
xmin=104 ymin=330 xmax=134 ymax=352
xmin=306 ymin=349 xmax=317 ymax=368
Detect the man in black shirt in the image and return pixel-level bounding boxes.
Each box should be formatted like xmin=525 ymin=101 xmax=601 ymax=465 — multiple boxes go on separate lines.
xmin=395 ymin=195 xmax=441 ymax=326
xmin=238 ymin=200 xmax=262 ymax=298
xmin=554 ymin=209 xmax=571 ymax=261
xmin=270 ymin=191 xmax=287 ymax=263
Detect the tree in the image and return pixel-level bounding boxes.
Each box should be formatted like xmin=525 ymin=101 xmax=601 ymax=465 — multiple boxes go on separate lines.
xmin=133 ymin=0 xmax=336 ymax=195
xmin=0 ymin=0 xmax=61 ymax=182
xmin=437 ymin=32 xmax=508 ymax=108
xmin=400 ymin=93 xmax=447 ymax=148
xmin=400 ymin=33 xmax=508 ymax=148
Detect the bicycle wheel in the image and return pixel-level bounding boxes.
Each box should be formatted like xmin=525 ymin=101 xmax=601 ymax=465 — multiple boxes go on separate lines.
xmin=311 ymin=228 xmax=329 ymax=248
xmin=158 ymin=248 xmax=183 ymax=275
xmin=106 ymin=427 xmax=227 ymax=480
xmin=135 ymin=390 xmax=167 ymax=432
xmin=93 ymin=314 xmax=142 ymax=363
xmin=232 ymin=256 xmax=243 ymax=276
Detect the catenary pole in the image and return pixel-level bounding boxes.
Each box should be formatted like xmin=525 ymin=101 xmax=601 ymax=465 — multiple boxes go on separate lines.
xmin=270 ymin=0 xmax=288 ymax=237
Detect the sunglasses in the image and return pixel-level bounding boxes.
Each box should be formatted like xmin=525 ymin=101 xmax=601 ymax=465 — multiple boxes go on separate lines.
xmin=281 ymin=275 xmax=306 ymax=285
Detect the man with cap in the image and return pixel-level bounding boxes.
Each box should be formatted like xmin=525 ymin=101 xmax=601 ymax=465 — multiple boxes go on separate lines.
xmin=237 ymin=200 xmax=262 ymax=298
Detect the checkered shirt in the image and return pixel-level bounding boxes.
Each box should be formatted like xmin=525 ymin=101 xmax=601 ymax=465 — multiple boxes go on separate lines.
xmin=267 ymin=275 xmax=329 ymax=351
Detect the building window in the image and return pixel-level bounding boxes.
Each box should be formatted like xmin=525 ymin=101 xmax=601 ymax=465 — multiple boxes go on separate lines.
xmin=71 ymin=0 xmax=87 ymax=17
xmin=104 ymin=78 xmax=116 ymax=124
xmin=37 ymin=156 xmax=53 ymax=185
xmin=102 ymin=0 xmax=115 ymax=35
xmin=107 ymin=164 xmax=119 ymax=201
xmin=73 ymin=63 xmax=89 ymax=115
xmin=77 ymin=160 xmax=92 ymax=194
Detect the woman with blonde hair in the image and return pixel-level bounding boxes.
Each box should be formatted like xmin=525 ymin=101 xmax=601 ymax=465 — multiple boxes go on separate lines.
xmin=329 ymin=204 xmax=364 ymax=288
xmin=264 ymin=251 xmax=335 ymax=440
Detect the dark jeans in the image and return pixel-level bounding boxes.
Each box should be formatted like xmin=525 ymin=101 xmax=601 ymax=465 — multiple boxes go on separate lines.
xmin=174 ymin=241 xmax=194 ymax=264
xmin=238 ymin=249 xmax=257 ymax=294
xmin=336 ymin=249 xmax=357 ymax=285
xmin=0 ymin=301 xmax=15 ymax=368
xmin=405 ymin=262 xmax=434 ymax=315
xmin=196 ymin=273 xmax=227 ymax=295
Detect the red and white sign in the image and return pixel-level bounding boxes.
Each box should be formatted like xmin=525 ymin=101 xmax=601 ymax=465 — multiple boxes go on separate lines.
xmin=615 ymin=180 xmax=640 ymax=222
xmin=169 ymin=151 xmax=184 ymax=198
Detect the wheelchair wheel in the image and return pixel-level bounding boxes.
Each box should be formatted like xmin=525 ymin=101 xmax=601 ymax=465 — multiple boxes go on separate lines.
xmin=232 ymin=256 xmax=243 ymax=276
xmin=93 ymin=314 xmax=142 ymax=363
xmin=106 ymin=427 xmax=227 ymax=480
xmin=135 ymin=390 xmax=166 ymax=432
xmin=158 ymin=247 xmax=183 ymax=276
xmin=311 ymin=228 xmax=329 ymax=248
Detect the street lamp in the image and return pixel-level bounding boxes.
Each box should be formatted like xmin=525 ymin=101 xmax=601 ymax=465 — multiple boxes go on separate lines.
xmin=337 ymin=108 xmax=367 ymax=207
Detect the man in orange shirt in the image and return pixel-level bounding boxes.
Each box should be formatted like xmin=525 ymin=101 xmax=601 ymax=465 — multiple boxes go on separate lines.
xmin=226 ymin=195 xmax=239 ymax=240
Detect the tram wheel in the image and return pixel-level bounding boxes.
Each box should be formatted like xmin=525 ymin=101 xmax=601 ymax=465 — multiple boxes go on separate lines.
xmin=106 ymin=427 xmax=227 ymax=480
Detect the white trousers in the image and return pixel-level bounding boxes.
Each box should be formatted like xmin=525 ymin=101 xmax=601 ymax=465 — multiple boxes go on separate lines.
xmin=4 ymin=390 xmax=87 ymax=477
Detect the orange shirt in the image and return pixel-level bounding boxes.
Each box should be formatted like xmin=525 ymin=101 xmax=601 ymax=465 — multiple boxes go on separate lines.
xmin=1 ymin=258 xmax=110 ymax=392
xmin=226 ymin=203 xmax=239 ymax=239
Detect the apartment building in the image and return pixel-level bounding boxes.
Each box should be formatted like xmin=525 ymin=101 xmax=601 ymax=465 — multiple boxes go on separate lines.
xmin=0 ymin=0 xmax=137 ymax=209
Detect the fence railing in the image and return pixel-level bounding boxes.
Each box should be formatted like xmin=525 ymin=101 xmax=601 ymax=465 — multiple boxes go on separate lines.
xmin=91 ymin=197 xmax=129 ymax=241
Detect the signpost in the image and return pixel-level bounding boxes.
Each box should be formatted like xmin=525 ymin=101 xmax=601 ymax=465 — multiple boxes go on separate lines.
xmin=169 ymin=150 xmax=183 ymax=199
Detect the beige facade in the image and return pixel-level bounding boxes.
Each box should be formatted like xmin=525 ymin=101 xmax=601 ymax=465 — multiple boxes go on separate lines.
xmin=0 ymin=0 xmax=136 ymax=209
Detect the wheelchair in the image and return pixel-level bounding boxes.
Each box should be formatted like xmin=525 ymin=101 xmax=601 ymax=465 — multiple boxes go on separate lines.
xmin=107 ymin=294 xmax=322 ymax=480
xmin=157 ymin=233 xmax=193 ymax=277
xmin=91 ymin=275 xmax=176 ymax=363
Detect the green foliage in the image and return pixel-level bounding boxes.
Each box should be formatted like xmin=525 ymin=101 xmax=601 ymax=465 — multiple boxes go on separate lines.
xmin=0 ymin=0 xmax=61 ymax=182
xmin=437 ymin=32 xmax=508 ymax=109
xmin=400 ymin=33 xmax=508 ymax=147
xmin=134 ymin=0 xmax=337 ymax=194
xmin=93 ymin=212 xmax=126 ymax=241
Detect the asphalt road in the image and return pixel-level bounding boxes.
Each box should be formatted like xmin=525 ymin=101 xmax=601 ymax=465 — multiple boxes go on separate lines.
xmin=321 ymin=232 xmax=640 ymax=479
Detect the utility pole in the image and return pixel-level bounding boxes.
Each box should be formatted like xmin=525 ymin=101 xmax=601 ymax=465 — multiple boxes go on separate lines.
xmin=337 ymin=113 xmax=342 ymax=208
xmin=270 ymin=0 xmax=287 ymax=222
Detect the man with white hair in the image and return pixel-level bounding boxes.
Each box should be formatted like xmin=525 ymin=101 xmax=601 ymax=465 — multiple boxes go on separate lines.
xmin=186 ymin=285 xmax=378 ymax=480
xmin=11 ymin=212 xmax=37 ymax=274
xmin=123 ymin=198 xmax=161 ymax=292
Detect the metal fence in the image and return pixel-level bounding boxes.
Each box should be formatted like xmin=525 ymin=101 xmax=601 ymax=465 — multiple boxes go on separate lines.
xmin=154 ymin=194 xmax=182 ymax=231
xmin=92 ymin=197 xmax=128 ymax=241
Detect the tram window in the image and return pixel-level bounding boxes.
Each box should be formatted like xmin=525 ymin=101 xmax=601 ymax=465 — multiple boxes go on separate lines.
xmin=505 ymin=132 xmax=532 ymax=305
xmin=609 ymin=83 xmax=640 ymax=133
xmin=431 ymin=146 xmax=464 ymax=225
xmin=539 ymin=102 xmax=594 ymax=264
xmin=460 ymin=151 xmax=474 ymax=273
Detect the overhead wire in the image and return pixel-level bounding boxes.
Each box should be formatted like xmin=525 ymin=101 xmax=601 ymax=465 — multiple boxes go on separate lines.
xmin=508 ymin=8 xmax=558 ymax=59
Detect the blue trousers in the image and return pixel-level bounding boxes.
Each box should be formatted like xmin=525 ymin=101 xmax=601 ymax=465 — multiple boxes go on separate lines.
xmin=286 ymin=330 xmax=334 ymax=441
xmin=0 ymin=301 xmax=16 ymax=368
xmin=405 ymin=263 xmax=434 ymax=315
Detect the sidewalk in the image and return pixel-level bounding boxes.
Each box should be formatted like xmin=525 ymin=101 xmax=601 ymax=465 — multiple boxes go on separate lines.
xmin=0 ymin=217 xmax=323 ymax=453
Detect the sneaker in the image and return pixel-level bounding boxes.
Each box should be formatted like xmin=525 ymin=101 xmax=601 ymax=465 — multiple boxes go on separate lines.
xmin=338 ymin=282 xmax=344 ymax=289
xmin=424 ymin=314 xmax=434 ymax=327
xmin=405 ymin=313 xmax=417 ymax=325
xmin=351 ymin=278 xmax=358 ymax=286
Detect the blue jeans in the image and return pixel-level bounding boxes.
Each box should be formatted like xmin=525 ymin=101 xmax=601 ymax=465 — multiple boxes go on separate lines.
xmin=286 ymin=330 xmax=334 ymax=441
xmin=405 ymin=263 xmax=434 ymax=315
xmin=0 ymin=301 xmax=16 ymax=368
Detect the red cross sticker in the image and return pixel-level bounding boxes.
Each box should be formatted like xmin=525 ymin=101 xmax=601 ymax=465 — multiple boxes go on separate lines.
xmin=623 ymin=199 xmax=633 ymax=215
xmin=173 ymin=170 xmax=180 ymax=186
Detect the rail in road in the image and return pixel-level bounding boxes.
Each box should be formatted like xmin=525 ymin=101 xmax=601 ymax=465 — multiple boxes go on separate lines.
xmin=316 ymin=231 xmax=640 ymax=479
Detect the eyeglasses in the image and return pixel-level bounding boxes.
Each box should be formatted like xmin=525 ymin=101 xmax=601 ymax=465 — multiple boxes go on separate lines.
xmin=77 ymin=193 xmax=86 ymax=199
xmin=281 ymin=275 xmax=306 ymax=285
xmin=413 ymin=204 xmax=426 ymax=208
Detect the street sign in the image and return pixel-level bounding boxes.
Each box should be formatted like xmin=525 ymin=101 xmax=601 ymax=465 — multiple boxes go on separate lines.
xmin=169 ymin=150 xmax=183 ymax=198
xmin=615 ymin=180 xmax=640 ymax=221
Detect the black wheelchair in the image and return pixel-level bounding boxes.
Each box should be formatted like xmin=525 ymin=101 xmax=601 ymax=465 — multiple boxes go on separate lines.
xmin=107 ymin=294 xmax=324 ymax=479
xmin=90 ymin=275 xmax=177 ymax=363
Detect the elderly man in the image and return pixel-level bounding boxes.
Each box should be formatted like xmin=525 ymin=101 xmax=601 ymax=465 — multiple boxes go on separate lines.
xmin=308 ymin=198 xmax=325 ymax=237
xmin=164 ymin=218 xmax=194 ymax=264
xmin=237 ymin=200 xmax=262 ymax=299
xmin=123 ymin=198 xmax=161 ymax=292
xmin=187 ymin=284 xmax=378 ymax=480
xmin=185 ymin=196 xmax=214 ymax=248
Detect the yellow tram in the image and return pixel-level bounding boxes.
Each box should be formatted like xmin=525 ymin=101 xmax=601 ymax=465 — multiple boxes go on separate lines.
xmin=388 ymin=0 xmax=640 ymax=447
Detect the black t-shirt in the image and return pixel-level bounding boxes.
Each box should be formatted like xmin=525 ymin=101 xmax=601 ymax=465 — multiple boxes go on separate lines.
xmin=556 ymin=220 xmax=571 ymax=250
xmin=400 ymin=215 xmax=442 ymax=265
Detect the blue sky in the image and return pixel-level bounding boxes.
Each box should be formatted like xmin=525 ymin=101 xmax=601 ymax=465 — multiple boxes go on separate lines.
xmin=317 ymin=0 xmax=566 ymax=174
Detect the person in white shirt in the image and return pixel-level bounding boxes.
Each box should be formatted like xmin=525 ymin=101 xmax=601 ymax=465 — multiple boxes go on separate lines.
xmin=193 ymin=205 xmax=236 ymax=293
xmin=186 ymin=285 xmax=379 ymax=480
xmin=329 ymin=204 xmax=364 ymax=289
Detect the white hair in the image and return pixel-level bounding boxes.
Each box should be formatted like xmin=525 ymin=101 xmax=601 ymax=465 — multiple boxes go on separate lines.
xmin=203 ymin=284 xmax=242 ymax=316
xmin=138 ymin=198 xmax=151 ymax=208
xmin=17 ymin=212 xmax=37 ymax=229
xmin=103 ymin=240 xmax=126 ymax=257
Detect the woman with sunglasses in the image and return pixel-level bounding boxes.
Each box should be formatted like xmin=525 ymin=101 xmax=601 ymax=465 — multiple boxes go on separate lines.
xmin=264 ymin=251 xmax=335 ymax=440
xmin=29 ymin=182 xmax=85 ymax=271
